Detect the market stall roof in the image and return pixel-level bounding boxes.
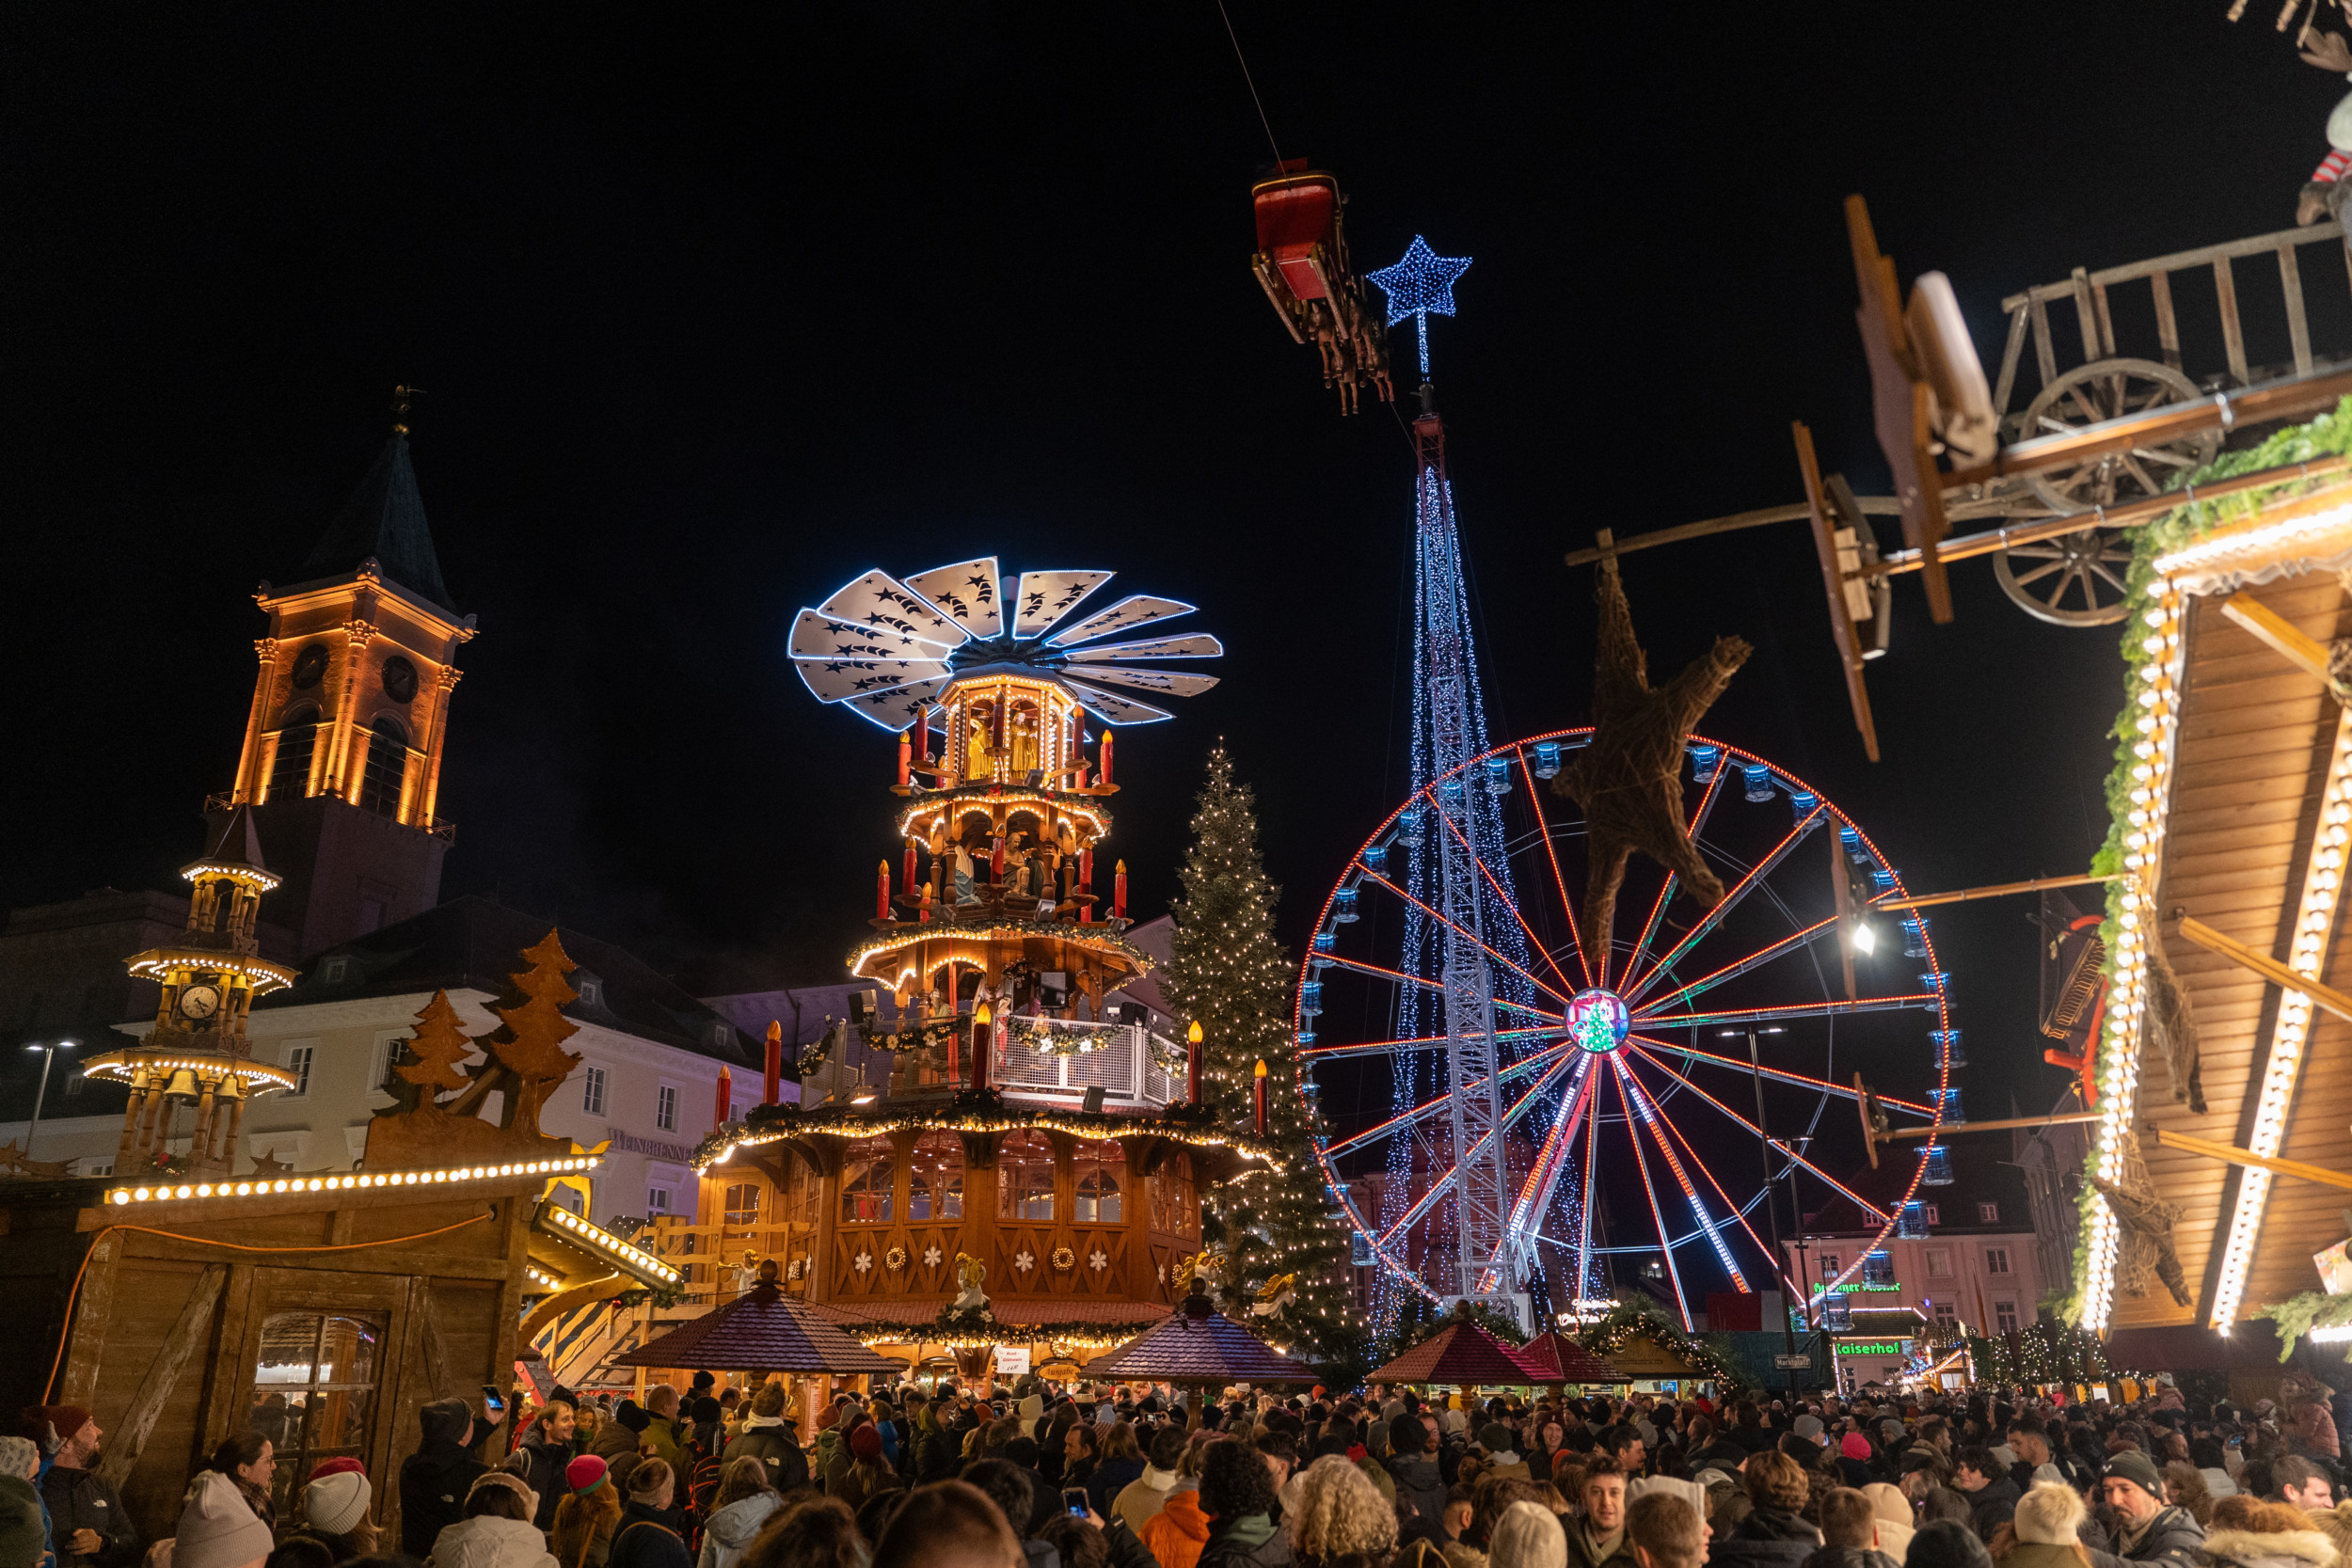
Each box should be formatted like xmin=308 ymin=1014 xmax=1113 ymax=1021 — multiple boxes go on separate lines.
xmin=1514 ymin=1331 xmax=1633 ymax=1385
xmin=612 ymin=1270 xmax=902 ymax=1373
xmin=1365 ymin=1321 xmax=1539 ymax=1386
xmin=803 ymin=1297 xmax=1173 ymax=1329
xmin=1080 ymin=1306 xmax=1320 ymax=1386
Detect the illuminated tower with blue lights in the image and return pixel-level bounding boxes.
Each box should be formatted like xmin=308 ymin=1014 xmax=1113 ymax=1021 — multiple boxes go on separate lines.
xmin=1366 ymin=240 xmax=1570 ymax=1329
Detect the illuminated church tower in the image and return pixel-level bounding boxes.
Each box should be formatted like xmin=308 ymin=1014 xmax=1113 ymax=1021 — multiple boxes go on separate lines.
xmin=214 ymin=411 xmax=476 ymax=957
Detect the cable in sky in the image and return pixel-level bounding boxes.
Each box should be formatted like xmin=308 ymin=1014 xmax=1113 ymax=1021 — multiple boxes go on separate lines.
xmin=1216 ymin=0 xmax=1284 ymax=168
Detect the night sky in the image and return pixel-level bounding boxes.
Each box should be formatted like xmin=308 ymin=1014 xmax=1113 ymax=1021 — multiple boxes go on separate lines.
xmin=10 ymin=6 xmax=2345 ymax=1294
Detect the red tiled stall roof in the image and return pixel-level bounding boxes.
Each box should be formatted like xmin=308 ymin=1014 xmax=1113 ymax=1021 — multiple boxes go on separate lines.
xmin=1366 ymin=1322 xmax=1541 ymax=1386
xmin=1512 ymin=1332 xmax=1632 ymax=1385
xmin=1080 ymin=1309 xmax=1321 ymax=1386
xmin=612 ymin=1283 xmax=904 ymax=1373
xmin=803 ymin=1297 xmax=1173 ymax=1327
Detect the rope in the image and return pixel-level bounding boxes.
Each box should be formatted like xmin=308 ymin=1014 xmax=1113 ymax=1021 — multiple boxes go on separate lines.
xmin=1215 ymin=1 xmax=1283 ymax=168
xmin=41 ymin=1211 xmax=495 ymax=1402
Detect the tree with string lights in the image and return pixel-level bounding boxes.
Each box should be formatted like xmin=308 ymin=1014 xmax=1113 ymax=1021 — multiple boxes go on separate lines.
xmin=1159 ymin=742 xmax=1359 ymax=1363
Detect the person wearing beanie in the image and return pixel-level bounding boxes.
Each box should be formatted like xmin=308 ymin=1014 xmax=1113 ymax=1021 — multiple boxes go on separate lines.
xmin=285 ymin=1468 xmax=376 ymax=1563
xmin=1791 ymin=1416 xmax=1825 ymax=1448
xmin=172 ymin=1473 xmax=273 ymax=1568
xmin=24 ymin=1403 xmax=136 ymax=1568
xmin=431 ymin=1471 xmax=559 ymax=1568
xmin=554 ymin=1454 xmax=623 ymax=1568
xmin=2005 ymin=1481 xmax=2092 ymax=1568
xmin=722 ymin=1386 xmax=808 ymax=1494
xmin=834 ymin=1422 xmax=902 ymax=1516
xmin=0 ymin=1434 xmax=50 ymax=1568
xmin=1856 ymin=1483 xmax=1913 ymax=1562
xmin=606 ymin=1460 xmax=691 ymax=1568
xmin=1834 ymin=1433 xmax=1873 ymax=1490
xmin=2103 ymin=1451 xmax=2207 ymax=1568
xmin=401 ymin=1396 xmax=494 ymax=1556
xmin=586 ymin=1402 xmax=650 ymax=1502
xmin=1491 ymin=1498 xmax=1568 ymax=1568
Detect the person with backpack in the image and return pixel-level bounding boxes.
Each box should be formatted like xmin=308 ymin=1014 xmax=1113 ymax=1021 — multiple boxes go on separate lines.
xmin=606 ymin=1462 xmax=691 ymax=1568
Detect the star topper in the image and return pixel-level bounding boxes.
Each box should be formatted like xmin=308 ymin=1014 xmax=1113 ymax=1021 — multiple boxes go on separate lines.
xmin=1367 ymin=235 xmax=1471 ymax=377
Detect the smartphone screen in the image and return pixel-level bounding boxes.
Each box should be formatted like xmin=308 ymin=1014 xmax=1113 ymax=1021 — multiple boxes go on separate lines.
xmin=483 ymin=1384 xmax=505 ymax=1413
xmin=1062 ymin=1489 xmax=1088 ymax=1517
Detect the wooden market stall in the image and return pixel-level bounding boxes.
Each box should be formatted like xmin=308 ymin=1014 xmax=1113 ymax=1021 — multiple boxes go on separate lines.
xmin=611 ymin=1260 xmax=903 ymax=1430
xmin=1513 ymin=1331 xmax=1634 ymax=1388
xmin=1079 ymin=1292 xmax=1320 ymax=1410
xmin=1364 ymin=1320 xmax=1546 ymax=1392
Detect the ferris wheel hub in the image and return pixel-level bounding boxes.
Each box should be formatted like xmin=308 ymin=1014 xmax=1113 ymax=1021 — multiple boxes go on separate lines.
xmin=1565 ymin=989 xmax=1630 ymax=1055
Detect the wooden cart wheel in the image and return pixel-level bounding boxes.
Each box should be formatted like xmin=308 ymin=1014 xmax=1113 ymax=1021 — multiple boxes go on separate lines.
xmin=2020 ymin=357 xmax=2217 ymax=513
xmin=1994 ymin=526 xmax=2137 ymax=626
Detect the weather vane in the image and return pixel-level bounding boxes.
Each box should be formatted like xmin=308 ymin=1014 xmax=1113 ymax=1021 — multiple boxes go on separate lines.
xmin=1366 ymin=235 xmax=1471 ymax=379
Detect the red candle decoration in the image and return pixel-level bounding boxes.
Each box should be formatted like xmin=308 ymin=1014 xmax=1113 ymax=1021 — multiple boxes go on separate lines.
xmin=1100 ymin=728 xmax=1115 ymax=787
xmin=764 ymin=1022 xmax=782 ymax=1106
xmin=914 ymin=705 xmax=930 ymax=768
xmin=1113 ymin=859 xmax=1127 ymax=920
xmin=898 ymin=726 xmax=912 ymax=787
xmin=1187 ymin=1020 xmax=1204 ymax=1107
xmin=991 ymin=835 xmax=1006 ymax=883
xmin=1252 ymin=1058 xmax=1269 ymax=1134
xmin=972 ymin=1002 xmax=992 ymax=1094
xmin=715 ymin=1066 xmax=733 ymax=1130
xmin=902 ymin=843 xmax=917 ymax=900
xmin=876 ymin=860 xmax=891 ymax=921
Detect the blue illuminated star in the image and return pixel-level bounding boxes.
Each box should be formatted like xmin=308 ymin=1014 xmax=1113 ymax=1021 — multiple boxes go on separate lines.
xmin=1366 ymin=236 xmax=1470 ymax=375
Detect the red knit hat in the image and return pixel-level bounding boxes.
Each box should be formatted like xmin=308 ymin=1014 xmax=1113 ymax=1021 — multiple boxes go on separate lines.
xmin=20 ymin=1406 xmax=91 ymax=1447
xmin=308 ymin=1456 xmax=367 ymax=1482
xmin=565 ymin=1455 xmax=610 ymax=1495
xmin=850 ymin=1424 xmax=883 ymax=1462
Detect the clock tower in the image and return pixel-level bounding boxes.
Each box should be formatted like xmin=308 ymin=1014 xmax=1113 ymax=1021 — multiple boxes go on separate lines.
xmin=82 ymin=806 xmax=300 ymax=1179
xmin=214 ymin=421 xmax=478 ymax=957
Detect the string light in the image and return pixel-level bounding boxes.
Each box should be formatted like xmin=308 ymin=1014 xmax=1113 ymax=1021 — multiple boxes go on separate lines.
xmin=535 ymin=1200 xmax=682 ymax=1284
xmin=109 ymin=1154 xmax=602 ymax=1207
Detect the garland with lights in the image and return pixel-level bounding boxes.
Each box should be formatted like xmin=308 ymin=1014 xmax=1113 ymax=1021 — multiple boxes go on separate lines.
xmin=2259 ymin=1290 xmax=2352 ymax=1361
xmin=1578 ymin=1302 xmax=1750 ymax=1392
xmin=1159 ymin=744 xmax=1360 ymax=1365
xmin=690 ymin=1098 xmax=1284 ymax=1173
xmin=1963 ymin=1320 xmax=2135 ymax=1387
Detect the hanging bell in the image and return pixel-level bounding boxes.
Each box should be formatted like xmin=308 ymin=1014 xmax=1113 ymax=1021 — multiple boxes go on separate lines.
xmin=215 ymin=1069 xmax=245 ymax=1101
xmin=161 ymin=1067 xmax=202 ymax=1101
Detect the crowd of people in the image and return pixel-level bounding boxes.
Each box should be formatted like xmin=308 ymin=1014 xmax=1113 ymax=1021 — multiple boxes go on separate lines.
xmin=8 ymin=1373 xmax=2352 ymax=1568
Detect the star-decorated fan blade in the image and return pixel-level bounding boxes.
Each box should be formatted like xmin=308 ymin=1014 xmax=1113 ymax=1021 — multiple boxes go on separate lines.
xmin=840 ymin=675 xmax=954 ymax=730
xmin=787 ymin=608 xmax=959 ymax=664
xmin=805 ymin=570 xmax=967 ymax=652
xmin=796 ymin=657 xmax=953 ymax=705
xmin=903 ymin=557 xmax=1004 ymax=641
xmin=1061 ymin=667 xmax=1220 ymax=699
xmin=1045 ymin=594 xmax=1196 ymax=648
xmin=1061 ymin=633 xmax=1224 ymax=662
xmin=1062 ymin=679 xmax=1176 ymax=725
xmin=1013 ymin=570 xmax=1114 ymax=639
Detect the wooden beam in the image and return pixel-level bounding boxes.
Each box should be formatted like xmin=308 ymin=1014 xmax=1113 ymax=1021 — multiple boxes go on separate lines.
xmin=1795 ymin=420 xmax=1881 ymax=763
xmin=1881 ymin=1112 xmax=2102 ymax=1142
xmin=2177 ymin=915 xmax=2352 ymax=1024
xmin=519 ymin=1270 xmax=628 ymax=1343
xmin=2148 ymin=1125 xmax=2352 ymax=1194
xmin=1872 ymin=871 xmax=2122 ymax=911
xmin=96 ymin=1263 xmax=225 ymax=1491
xmin=2221 ymin=592 xmax=2345 ymax=696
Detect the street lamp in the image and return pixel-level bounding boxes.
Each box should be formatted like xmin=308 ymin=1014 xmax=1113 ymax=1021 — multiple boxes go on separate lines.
xmin=23 ymin=1038 xmax=78 ymax=1161
xmin=1723 ymin=1024 xmax=1802 ymax=1394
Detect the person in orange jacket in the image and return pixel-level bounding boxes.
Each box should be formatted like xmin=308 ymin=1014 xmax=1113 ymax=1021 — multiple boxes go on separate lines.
xmin=1141 ymin=1480 xmax=1212 ymax=1568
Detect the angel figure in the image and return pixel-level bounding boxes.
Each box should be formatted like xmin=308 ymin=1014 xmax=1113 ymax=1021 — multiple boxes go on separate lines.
xmin=1249 ymin=1274 xmax=1297 ymax=1318
xmin=952 ymin=1251 xmax=990 ymax=1311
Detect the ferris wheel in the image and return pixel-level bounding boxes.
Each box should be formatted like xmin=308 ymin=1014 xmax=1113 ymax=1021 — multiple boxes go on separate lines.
xmin=1295 ymin=729 xmax=1953 ymax=1329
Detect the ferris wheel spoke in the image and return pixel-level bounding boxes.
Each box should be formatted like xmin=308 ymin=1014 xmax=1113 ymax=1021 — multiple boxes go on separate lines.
xmin=1611 ymin=1054 xmax=1749 ymax=1292
xmin=1320 ymin=1039 xmax=1574 ymax=1160
xmin=1613 ymin=1061 xmax=1696 ymax=1332
xmin=1357 ymin=864 xmax=1576 ymax=1008
xmin=1300 ymin=1025 xmax=1559 ymax=1062
xmin=1428 ymin=788 xmax=1585 ymax=1001
xmin=1640 ymin=917 xmax=1836 ymax=1014
xmin=1630 ymin=992 xmax=1939 ymax=1031
xmin=1627 ymin=1036 xmax=1934 ymax=1117
xmin=1623 ymin=1041 xmax=1894 ymax=1222
xmin=1488 ymin=1054 xmax=1601 ymax=1290
xmin=1376 ymin=1050 xmax=1581 ymax=1248
xmin=1620 ymin=761 xmax=1730 ymax=988
xmin=1515 ymin=745 xmax=1594 ymax=989
xmin=1645 ymin=1084 xmax=1804 ymax=1298
xmin=1621 ymin=808 xmax=1827 ymax=1003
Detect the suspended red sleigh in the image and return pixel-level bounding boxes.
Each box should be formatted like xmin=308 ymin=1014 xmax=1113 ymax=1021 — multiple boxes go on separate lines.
xmin=1249 ymin=160 xmax=1392 ymax=413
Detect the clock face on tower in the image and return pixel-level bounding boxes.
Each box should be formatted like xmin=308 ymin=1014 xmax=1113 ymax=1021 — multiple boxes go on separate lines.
xmin=381 ymin=657 xmax=419 ymax=703
xmin=179 ymin=983 xmax=223 ymax=1021
xmin=291 ymin=644 xmax=329 ymax=690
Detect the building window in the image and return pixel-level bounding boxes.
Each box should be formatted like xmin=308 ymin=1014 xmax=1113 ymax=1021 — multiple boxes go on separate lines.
xmin=1986 ymin=1247 xmax=2011 ymax=1275
xmin=1149 ymin=1153 xmax=1197 ymax=1236
xmin=268 ymin=713 xmax=321 ymax=801
xmin=840 ymin=1135 xmax=895 ymax=1224
xmin=319 ymin=957 xmax=350 ymax=985
xmin=1926 ymin=1247 xmax=1952 ymax=1278
xmin=582 ymin=1067 xmax=607 ymax=1117
xmin=249 ymin=1310 xmax=384 ymax=1511
xmin=358 ymin=718 xmax=409 ymax=817
xmin=1977 ymin=1201 xmax=2000 ymax=1224
xmin=1922 ymin=1204 xmax=1940 ymax=1225
xmin=723 ymin=1183 xmax=761 ymax=1228
xmin=1073 ymin=1141 xmax=1123 ymax=1224
xmin=1818 ymin=1254 xmax=1841 ymax=1279
xmin=647 ymin=1186 xmax=671 ymax=1215
xmin=1933 ymin=1299 xmax=1958 ymax=1329
xmin=656 ymin=1085 xmax=677 ymax=1132
xmin=371 ymin=1035 xmax=414 ymax=1098
xmin=997 ymin=1130 xmax=1056 ymax=1221
xmin=577 ymin=977 xmax=603 ymax=1007
xmin=908 ymin=1131 xmax=964 ymax=1222
xmin=281 ymin=1043 xmax=315 ymax=1100
xmin=65 ymin=1069 xmax=85 ymax=1098
xmin=1994 ymin=1300 xmax=2020 ymax=1333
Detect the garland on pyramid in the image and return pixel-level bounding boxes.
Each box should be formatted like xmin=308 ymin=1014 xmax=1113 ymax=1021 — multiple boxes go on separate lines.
xmin=1158 ymin=742 xmax=1359 ymax=1361
xmin=1579 ymin=1302 xmax=1750 ymax=1392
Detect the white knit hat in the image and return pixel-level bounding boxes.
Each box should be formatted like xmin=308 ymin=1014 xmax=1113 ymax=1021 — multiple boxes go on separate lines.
xmin=304 ymin=1469 xmax=372 ymax=1536
xmin=1492 ymin=1500 xmax=1567 ymax=1568
xmin=174 ymin=1472 xmax=275 ymax=1568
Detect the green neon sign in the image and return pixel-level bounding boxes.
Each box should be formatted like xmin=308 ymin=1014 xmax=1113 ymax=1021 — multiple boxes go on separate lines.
xmin=1835 ymin=1341 xmax=1903 ymax=1356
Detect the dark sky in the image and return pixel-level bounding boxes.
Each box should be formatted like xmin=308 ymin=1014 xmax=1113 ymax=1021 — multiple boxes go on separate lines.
xmin=8 ymin=5 xmax=2344 ymax=1293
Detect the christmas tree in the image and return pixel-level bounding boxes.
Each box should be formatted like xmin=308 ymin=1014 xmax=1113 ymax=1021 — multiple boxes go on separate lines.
xmin=389 ymin=990 xmax=475 ymax=1114
xmin=1158 ymin=743 xmax=1359 ymax=1364
xmin=470 ymin=929 xmax=584 ymax=1134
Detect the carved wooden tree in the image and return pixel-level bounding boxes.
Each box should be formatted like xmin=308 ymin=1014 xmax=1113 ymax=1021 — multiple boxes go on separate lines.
xmin=388 ymin=990 xmax=475 ymax=1115
xmin=472 ymin=930 xmax=584 ymax=1134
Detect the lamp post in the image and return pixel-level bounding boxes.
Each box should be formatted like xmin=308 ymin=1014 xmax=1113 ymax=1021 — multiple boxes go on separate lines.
xmin=1725 ymin=1025 xmax=1802 ymax=1397
xmin=23 ymin=1038 xmax=75 ymax=1161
